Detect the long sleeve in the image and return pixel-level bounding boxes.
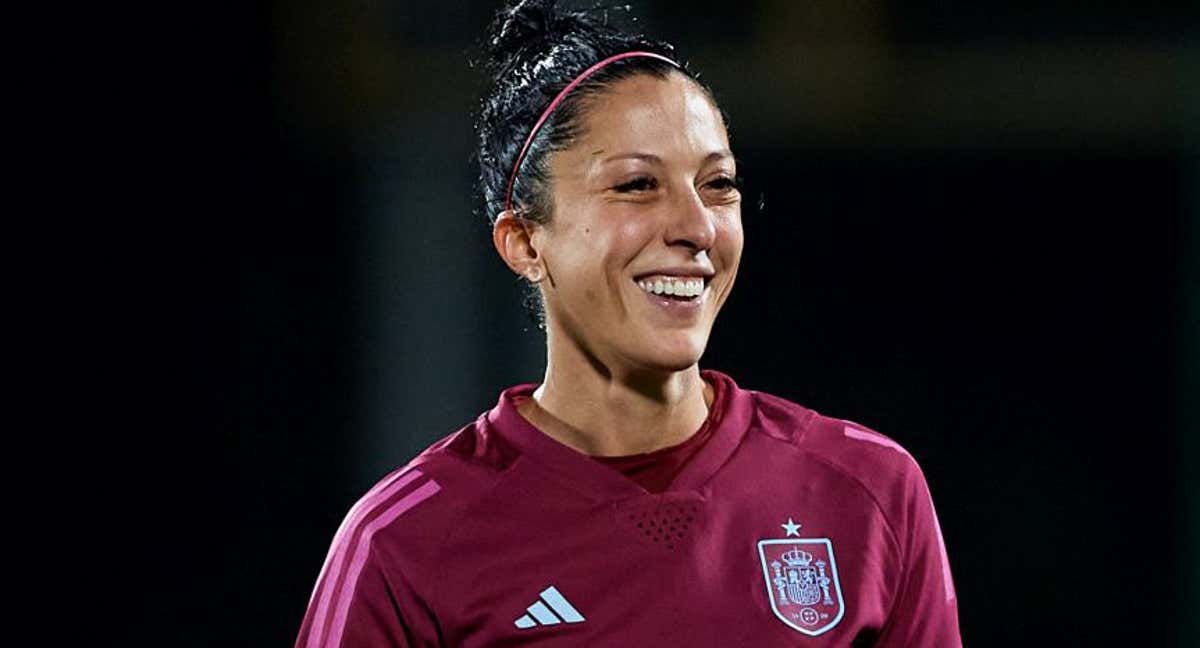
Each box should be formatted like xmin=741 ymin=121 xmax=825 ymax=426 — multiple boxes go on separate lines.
xmin=874 ymin=460 xmax=962 ymax=647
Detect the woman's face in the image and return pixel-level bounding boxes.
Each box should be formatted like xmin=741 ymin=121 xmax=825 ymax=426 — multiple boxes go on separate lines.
xmin=535 ymin=71 xmax=743 ymax=374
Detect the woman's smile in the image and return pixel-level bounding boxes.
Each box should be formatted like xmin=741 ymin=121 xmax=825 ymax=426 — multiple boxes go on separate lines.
xmin=632 ymin=274 xmax=711 ymax=320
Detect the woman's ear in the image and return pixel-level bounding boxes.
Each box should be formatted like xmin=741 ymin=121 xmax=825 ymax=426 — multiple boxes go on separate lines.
xmin=492 ymin=211 xmax=544 ymax=282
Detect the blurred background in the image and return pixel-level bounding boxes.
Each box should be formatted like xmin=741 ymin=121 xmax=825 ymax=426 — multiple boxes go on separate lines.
xmin=184 ymin=0 xmax=1197 ymax=645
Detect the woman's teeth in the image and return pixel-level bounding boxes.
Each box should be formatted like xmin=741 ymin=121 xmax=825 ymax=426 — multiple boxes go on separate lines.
xmin=636 ymin=276 xmax=705 ymax=298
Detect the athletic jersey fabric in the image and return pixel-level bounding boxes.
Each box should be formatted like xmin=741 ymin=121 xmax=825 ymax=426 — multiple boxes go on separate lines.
xmin=294 ymin=368 xmax=962 ymax=647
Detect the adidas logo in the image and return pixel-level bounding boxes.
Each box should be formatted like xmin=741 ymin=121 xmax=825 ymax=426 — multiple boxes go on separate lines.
xmin=513 ymin=586 xmax=585 ymax=629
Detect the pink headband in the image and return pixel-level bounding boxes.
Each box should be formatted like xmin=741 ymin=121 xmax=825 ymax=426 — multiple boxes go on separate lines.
xmin=504 ymin=50 xmax=681 ymax=214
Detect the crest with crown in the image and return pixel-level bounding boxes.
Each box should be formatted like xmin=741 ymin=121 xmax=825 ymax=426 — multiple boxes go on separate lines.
xmin=758 ymin=529 xmax=845 ymax=635
xmin=780 ymin=546 xmax=814 ymax=567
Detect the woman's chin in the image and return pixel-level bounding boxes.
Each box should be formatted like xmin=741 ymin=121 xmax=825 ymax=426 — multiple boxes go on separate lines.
xmin=632 ymin=337 xmax=708 ymax=373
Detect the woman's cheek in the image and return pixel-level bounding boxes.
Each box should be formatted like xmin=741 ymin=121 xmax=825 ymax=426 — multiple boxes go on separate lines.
xmin=614 ymin=213 xmax=651 ymax=242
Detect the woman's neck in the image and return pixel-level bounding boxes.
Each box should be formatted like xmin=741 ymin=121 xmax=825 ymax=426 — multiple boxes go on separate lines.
xmin=517 ymin=339 xmax=714 ymax=457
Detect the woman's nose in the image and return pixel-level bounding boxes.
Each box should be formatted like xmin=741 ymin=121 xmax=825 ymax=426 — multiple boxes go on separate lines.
xmin=665 ymin=185 xmax=717 ymax=251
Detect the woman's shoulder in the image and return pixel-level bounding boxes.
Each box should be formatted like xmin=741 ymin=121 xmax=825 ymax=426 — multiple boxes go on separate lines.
xmin=333 ymin=416 xmax=522 ymax=555
xmin=747 ymin=387 xmax=931 ymax=491
xmin=298 ymin=419 xmax=523 ymax=636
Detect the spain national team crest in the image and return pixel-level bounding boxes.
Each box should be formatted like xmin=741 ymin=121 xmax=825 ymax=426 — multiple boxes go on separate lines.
xmin=757 ymin=518 xmax=845 ymax=636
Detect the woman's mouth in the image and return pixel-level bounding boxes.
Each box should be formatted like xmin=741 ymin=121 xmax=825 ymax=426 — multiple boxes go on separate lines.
xmin=635 ymin=275 xmax=707 ymax=299
xmin=633 ymin=275 xmax=709 ymax=316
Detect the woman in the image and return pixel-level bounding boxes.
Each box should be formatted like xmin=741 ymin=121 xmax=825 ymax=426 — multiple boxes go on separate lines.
xmin=295 ymin=1 xmax=962 ymax=646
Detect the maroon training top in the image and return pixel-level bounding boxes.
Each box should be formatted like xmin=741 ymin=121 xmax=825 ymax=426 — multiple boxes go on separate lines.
xmin=294 ymin=368 xmax=963 ymax=647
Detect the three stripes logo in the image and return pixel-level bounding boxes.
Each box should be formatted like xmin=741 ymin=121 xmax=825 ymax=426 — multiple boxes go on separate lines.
xmin=513 ymin=586 xmax=586 ymax=629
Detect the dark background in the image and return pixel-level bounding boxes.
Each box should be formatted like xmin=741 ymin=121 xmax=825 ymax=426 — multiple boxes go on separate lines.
xmin=176 ymin=0 xmax=1198 ymax=645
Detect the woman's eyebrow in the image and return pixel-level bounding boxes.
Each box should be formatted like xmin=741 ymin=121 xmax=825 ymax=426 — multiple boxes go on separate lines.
xmin=595 ymin=151 xmax=663 ymax=164
xmin=706 ymin=149 xmax=735 ymax=164
xmin=593 ymin=150 xmax=735 ymax=164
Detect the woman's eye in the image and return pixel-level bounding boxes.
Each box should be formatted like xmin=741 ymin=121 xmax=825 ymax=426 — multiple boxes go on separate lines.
xmin=706 ymin=175 xmax=743 ymax=192
xmin=613 ymin=176 xmax=657 ymax=192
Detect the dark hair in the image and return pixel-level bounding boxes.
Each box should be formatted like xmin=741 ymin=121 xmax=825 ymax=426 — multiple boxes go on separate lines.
xmin=474 ymin=0 xmax=721 ymax=332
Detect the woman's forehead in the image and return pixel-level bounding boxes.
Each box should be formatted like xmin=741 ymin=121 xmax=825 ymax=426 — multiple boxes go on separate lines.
xmin=573 ymin=73 xmax=729 ymax=163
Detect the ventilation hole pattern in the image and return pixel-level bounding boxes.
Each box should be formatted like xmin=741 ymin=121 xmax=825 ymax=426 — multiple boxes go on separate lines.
xmin=626 ymin=503 xmax=699 ymax=550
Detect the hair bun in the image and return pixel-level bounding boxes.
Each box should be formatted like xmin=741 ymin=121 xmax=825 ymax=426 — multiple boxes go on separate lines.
xmin=486 ymin=0 xmax=574 ymax=70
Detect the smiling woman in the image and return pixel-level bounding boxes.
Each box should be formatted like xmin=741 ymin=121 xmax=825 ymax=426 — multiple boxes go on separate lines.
xmin=293 ymin=1 xmax=963 ymax=646
xmin=495 ymin=68 xmax=744 ymax=456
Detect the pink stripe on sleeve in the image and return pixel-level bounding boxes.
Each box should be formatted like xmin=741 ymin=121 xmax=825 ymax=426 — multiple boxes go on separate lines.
xmin=306 ymin=469 xmax=424 ymax=647
xmin=308 ymin=469 xmax=421 ymax=605
xmin=843 ymin=425 xmax=913 ymax=458
xmin=322 ymin=479 xmax=443 ymax=648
